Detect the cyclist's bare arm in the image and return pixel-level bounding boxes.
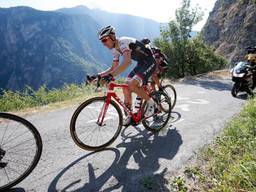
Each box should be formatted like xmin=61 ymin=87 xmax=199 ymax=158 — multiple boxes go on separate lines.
xmin=98 ymin=61 xmax=119 ymax=77
xmin=111 ymin=51 xmax=131 ymax=76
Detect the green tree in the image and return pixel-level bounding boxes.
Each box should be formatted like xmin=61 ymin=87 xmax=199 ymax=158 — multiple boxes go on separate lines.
xmin=186 ymin=35 xmax=227 ymax=75
xmin=155 ymin=0 xmax=227 ymax=78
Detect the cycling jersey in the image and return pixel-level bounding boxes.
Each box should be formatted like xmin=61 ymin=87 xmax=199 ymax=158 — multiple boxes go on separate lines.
xmin=112 ymin=37 xmax=153 ymax=63
xmin=111 ymin=37 xmax=156 ymax=85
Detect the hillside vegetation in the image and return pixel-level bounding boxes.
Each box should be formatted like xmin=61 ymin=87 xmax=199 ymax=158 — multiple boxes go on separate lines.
xmin=155 ymin=0 xmax=227 ymax=78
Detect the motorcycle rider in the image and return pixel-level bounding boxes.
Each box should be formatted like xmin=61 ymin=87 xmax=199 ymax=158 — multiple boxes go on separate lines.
xmin=245 ymin=46 xmax=256 ymax=66
xmin=231 ymin=46 xmax=256 ymax=97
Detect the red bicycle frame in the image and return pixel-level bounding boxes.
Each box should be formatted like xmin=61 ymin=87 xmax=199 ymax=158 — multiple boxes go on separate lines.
xmin=97 ymin=81 xmax=153 ymax=126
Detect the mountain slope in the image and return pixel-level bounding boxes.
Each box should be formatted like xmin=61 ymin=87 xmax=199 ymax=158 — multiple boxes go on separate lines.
xmin=58 ymin=5 xmax=162 ymax=39
xmin=0 ymin=5 xmax=165 ymax=92
xmin=202 ymin=0 xmax=256 ymax=64
xmin=0 ymin=6 xmax=111 ymax=91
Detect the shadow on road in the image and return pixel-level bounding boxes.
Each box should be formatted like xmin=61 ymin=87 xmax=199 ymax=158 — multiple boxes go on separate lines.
xmin=48 ymin=123 xmax=182 ymax=191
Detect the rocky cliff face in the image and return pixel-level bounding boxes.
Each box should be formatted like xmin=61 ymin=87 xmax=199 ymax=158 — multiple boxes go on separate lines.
xmin=202 ymin=0 xmax=256 ymax=65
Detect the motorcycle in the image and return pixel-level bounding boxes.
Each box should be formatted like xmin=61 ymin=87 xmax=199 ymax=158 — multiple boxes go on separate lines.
xmin=230 ymin=61 xmax=256 ymax=97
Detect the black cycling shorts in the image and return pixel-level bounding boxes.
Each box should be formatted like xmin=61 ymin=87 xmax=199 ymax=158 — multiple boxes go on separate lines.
xmin=127 ymin=57 xmax=156 ymax=86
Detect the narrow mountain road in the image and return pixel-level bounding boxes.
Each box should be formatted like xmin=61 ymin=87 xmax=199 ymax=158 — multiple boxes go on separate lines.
xmin=11 ymin=76 xmax=245 ymax=192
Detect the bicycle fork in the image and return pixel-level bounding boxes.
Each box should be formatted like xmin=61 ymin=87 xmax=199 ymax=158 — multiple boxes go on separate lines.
xmin=97 ymin=97 xmax=111 ymax=126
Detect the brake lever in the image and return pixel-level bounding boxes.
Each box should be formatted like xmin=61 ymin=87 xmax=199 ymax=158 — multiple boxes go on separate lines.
xmin=95 ymin=76 xmax=101 ymax=92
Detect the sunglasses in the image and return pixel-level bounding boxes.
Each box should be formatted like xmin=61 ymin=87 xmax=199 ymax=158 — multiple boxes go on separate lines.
xmin=101 ymin=37 xmax=109 ymax=43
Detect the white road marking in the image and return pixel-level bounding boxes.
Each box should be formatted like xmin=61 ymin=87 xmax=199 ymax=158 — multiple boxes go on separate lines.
xmin=175 ymin=104 xmax=191 ymax=111
xmin=185 ymin=99 xmax=210 ymax=104
xmin=175 ymin=97 xmax=210 ymax=111
xmin=177 ymin=96 xmax=190 ymax=100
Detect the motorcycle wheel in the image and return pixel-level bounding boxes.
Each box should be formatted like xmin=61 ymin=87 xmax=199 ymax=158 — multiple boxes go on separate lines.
xmin=231 ymin=83 xmax=239 ymax=97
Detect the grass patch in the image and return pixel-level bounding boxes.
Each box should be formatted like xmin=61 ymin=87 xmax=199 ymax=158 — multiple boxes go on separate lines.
xmin=0 ymin=83 xmax=99 ymax=112
xmin=176 ymin=97 xmax=256 ymax=191
xmin=0 ymin=79 xmax=126 ymax=113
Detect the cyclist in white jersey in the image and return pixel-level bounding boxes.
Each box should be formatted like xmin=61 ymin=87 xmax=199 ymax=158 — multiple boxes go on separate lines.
xmin=97 ymin=25 xmax=156 ymax=126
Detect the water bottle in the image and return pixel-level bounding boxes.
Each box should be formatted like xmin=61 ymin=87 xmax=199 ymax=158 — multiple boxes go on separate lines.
xmin=134 ymin=96 xmax=142 ymax=113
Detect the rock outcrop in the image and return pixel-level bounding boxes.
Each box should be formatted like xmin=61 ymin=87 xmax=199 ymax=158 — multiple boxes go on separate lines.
xmin=202 ymin=0 xmax=256 ymax=65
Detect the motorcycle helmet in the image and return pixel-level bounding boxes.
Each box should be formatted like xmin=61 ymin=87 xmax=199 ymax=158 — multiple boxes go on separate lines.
xmin=141 ymin=38 xmax=151 ymax=45
xmin=247 ymin=53 xmax=256 ymax=63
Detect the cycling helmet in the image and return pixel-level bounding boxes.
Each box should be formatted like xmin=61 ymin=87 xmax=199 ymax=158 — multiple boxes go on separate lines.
xmin=98 ymin=25 xmax=115 ymax=40
xmin=141 ymin=38 xmax=151 ymax=45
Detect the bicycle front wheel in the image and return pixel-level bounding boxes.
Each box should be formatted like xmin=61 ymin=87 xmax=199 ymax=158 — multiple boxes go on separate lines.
xmin=70 ymin=97 xmax=123 ymax=151
xmin=161 ymin=84 xmax=177 ymax=110
xmin=0 ymin=113 xmax=42 ymax=191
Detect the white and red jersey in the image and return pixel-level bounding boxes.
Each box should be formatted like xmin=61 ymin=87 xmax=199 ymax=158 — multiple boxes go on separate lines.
xmin=111 ymin=36 xmax=136 ymax=63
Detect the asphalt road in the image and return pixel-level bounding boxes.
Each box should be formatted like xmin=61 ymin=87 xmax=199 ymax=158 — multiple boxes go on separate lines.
xmin=8 ymin=76 xmax=246 ymax=192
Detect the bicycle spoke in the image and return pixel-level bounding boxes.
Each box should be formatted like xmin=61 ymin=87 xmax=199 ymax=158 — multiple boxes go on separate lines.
xmin=2 ymin=130 xmax=32 ymax=148
xmin=4 ymin=137 xmax=36 ymax=152
xmin=2 ymin=122 xmax=23 ymax=144
xmin=3 ymin=158 xmax=31 ymax=167
xmin=4 ymin=151 xmax=36 ymax=158
xmin=0 ymin=123 xmax=9 ymax=146
xmin=2 ymin=165 xmax=23 ymax=178
xmin=2 ymin=168 xmax=11 ymax=183
xmin=6 ymin=147 xmax=35 ymax=154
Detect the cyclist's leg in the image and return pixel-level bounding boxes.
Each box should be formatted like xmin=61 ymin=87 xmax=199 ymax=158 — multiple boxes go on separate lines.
xmin=128 ymin=59 xmax=156 ymax=117
xmin=122 ymin=74 xmax=134 ymax=126
xmin=128 ymin=59 xmax=156 ymax=101
xmin=122 ymin=77 xmax=132 ymax=112
xmin=152 ymin=70 xmax=161 ymax=90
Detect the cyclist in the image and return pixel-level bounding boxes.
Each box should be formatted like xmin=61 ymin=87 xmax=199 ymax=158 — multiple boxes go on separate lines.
xmin=96 ymin=25 xmax=156 ymax=126
xmin=141 ymin=38 xmax=168 ymax=91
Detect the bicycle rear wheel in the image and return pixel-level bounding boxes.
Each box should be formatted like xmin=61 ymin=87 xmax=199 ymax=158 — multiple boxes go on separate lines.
xmin=0 ymin=113 xmax=42 ymax=191
xmin=142 ymin=91 xmax=172 ymax=132
xmin=70 ymin=97 xmax=123 ymax=151
xmin=161 ymin=84 xmax=177 ymax=110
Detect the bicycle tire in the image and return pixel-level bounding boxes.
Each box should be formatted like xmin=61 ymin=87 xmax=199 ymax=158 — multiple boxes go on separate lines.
xmin=70 ymin=97 xmax=123 ymax=151
xmin=0 ymin=113 xmax=42 ymax=191
xmin=142 ymin=91 xmax=172 ymax=132
xmin=161 ymin=84 xmax=177 ymax=110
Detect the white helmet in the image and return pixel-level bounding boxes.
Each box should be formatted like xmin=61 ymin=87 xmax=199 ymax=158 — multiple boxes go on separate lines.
xmin=98 ymin=25 xmax=115 ymax=40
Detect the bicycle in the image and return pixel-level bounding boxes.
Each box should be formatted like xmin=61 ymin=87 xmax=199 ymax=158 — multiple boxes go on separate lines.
xmin=0 ymin=112 xmax=42 ymax=191
xmin=148 ymin=75 xmax=177 ymax=111
xmin=159 ymin=78 xmax=177 ymax=110
xmin=70 ymin=77 xmax=172 ymax=151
